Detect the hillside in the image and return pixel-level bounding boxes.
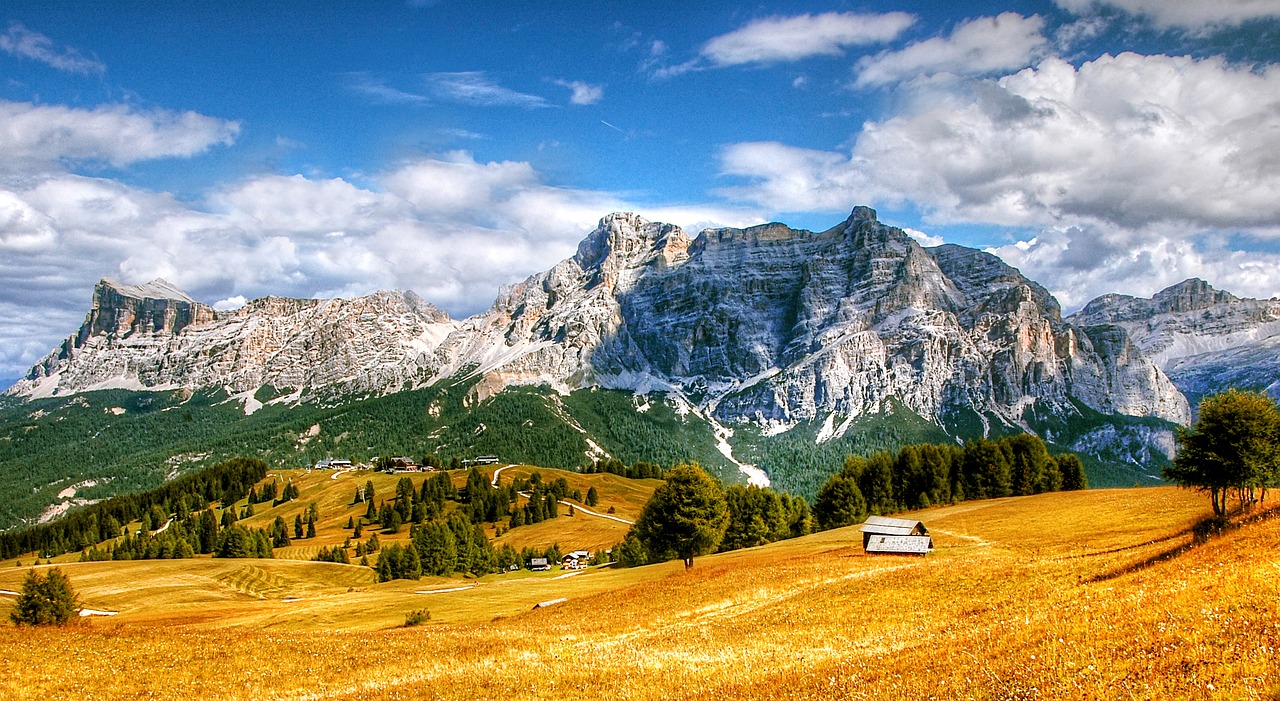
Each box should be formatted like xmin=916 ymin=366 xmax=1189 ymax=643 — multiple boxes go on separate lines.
xmin=1 ymin=487 xmax=1276 ymax=699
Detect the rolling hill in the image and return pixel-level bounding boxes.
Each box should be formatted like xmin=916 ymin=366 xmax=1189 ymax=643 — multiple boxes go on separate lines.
xmin=1 ymin=486 xmax=1276 ymax=699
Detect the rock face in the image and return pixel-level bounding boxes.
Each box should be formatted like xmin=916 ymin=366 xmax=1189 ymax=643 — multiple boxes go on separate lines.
xmin=10 ymin=208 xmax=1192 ymax=437
xmin=14 ymin=282 xmax=455 ymax=404
xmin=1069 ymin=279 xmax=1280 ymax=403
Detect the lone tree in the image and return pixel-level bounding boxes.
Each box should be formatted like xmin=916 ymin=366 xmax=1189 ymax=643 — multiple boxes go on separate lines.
xmin=633 ymin=463 xmax=728 ymax=569
xmin=1165 ymin=389 xmax=1280 ymax=517
xmin=10 ymin=567 xmax=80 ymax=626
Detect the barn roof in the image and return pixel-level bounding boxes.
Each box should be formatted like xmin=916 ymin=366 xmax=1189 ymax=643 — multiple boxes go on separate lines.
xmin=859 ymin=515 xmax=928 ymax=536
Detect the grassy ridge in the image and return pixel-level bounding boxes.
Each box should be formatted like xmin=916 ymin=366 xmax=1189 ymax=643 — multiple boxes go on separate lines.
xmin=1 ymin=487 xmax=1276 ymax=699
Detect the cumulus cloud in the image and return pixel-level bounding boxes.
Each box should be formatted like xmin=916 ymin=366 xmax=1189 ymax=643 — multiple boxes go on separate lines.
xmin=552 ymin=79 xmax=604 ymax=105
xmin=0 ymin=101 xmax=240 ymax=170
xmin=717 ymin=141 xmax=876 ymax=212
xmin=989 ymin=224 xmax=1280 ymax=313
xmin=854 ymin=13 xmax=1049 ymax=87
xmin=1055 ymin=0 xmax=1280 ymax=33
xmin=0 ymin=22 xmax=105 ymax=75
xmin=725 ymin=53 xmax=1280 ymax=232
xmin=701 ymin=11 xmax=916 ymax=66
xmin=0 ymin=153 xmax=762 ymax=377
xmin=425 ymin=72 xmax=548 ymax=108
xmin=719 ymin=49 xmax=1280 ymax=312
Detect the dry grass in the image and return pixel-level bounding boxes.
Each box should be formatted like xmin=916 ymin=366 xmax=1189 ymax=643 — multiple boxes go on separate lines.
xmin=1 ymin=486 xmax=1277 ymax=700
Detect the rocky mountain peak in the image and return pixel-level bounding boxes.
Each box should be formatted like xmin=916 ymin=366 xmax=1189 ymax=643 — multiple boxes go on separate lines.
xmin=572 ymin=212 xmax=689 ymax=273
xmin=1151 ymin=278 xmax=1238 ymax=313
xmin=849 ymin=205 xmax=877 ymax=223
xmin=85 ymin=277 xmax=215 ymax=342
xmin=99 ymin=277 xmax=195 ymax=303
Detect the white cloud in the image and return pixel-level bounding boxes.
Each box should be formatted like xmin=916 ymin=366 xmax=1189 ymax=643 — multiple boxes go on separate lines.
xmin=425 ymin=72 xmax=548 ymax=108
xmin=0 ymin=22 xmax=104 ymax=75
xmin=213 ymin=295 xmax=246 ymax=311
xmin=726 ymin=53 xmax=1280 ymax=232
xmin=553 ymin=79 xmax=604 ymax=105
xmin=716 ymin=141 xmax=875 ymax=212
xmin=904 ymin=227 xmax=945 ymax=247
xmin=855 ymin=13 xmax=1049 ymax=87
xmin=1055 ymin=0 xmax=1280 ymax=33
xmin=989 ymin=224 xmax=1280 ymax=314
xmin=701 ymin=12 xmax=916 ymax=66
xmin=0 ymin=101 xmax=239 ymax=169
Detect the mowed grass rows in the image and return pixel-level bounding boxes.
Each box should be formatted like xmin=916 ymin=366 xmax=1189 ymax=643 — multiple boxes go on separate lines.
xmin=1 ymin=487 xmax=1278 ymax=700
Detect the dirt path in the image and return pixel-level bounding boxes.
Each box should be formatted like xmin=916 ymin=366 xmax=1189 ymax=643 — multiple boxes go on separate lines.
xmin=491 ymin=465 xmax=635 ymax=525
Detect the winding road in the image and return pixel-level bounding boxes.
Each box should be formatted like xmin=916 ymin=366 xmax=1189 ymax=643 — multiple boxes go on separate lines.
xmin=491 ymin=465 xmax=635 ymax=525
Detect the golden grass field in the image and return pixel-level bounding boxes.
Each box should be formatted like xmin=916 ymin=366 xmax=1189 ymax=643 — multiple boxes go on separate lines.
xmin=1 ymin=484 xmax=1278 ymax=700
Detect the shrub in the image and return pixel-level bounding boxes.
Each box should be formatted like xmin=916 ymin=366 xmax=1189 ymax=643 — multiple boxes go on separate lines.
xmin=404 ymin=608 xmax=431 ymax=627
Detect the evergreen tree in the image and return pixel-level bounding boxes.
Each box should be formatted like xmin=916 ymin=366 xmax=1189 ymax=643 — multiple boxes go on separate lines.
xmin=1058 ymin=454 xmax=1089 ymax=491
xmin=271 ymin=516 xmax=291 ymax=548
xmin=813 ymin=469 xmax=867 ymax=530
xmin=294 ymin=514 xmax=304 ymax=540
xmin=10 ymin=568 xmax=79 ymax=626
xmin=586 ymin=486 xmax=599 ymax=507
xmin=633 ymin=463 xmax=729 ymax=569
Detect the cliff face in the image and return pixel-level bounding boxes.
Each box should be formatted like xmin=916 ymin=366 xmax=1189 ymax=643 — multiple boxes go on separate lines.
xmin=14 ymin=283 xmax=454 ymax=402
xmin=10 ymin=208 xmax=1191 ymax=436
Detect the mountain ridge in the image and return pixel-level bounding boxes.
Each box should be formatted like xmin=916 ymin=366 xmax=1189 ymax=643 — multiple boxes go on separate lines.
xmin=11 ymin=207 xmax=1195 ymax=428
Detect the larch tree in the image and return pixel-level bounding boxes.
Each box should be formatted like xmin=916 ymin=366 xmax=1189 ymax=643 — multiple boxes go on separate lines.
xmin=1165 ymin=389 xmax=1280 ymax=516
xmin=633 ymin=463 xmax=728 ymax=569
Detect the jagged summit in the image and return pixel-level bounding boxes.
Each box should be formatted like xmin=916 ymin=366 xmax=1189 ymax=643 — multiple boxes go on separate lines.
xmin=1151 ymin=278 xmax=1238 ymax=312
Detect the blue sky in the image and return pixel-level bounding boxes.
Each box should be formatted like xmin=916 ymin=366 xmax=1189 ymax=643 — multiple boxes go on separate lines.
xmin=3 ymin=0 xmax=1280 ymax=378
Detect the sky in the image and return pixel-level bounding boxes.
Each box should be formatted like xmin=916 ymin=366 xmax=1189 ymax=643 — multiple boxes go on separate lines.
xmin=3 ymin=0 xmax=1280 ymax=379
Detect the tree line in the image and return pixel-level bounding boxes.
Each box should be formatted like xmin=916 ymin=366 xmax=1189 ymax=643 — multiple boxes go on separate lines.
xmin=812 ymin=435 xmax=1087 ymax=530
xmin=614 ymin=463 xmax=812 ymax=569
xmin=0 ymin=457 xmax=268 ymax=559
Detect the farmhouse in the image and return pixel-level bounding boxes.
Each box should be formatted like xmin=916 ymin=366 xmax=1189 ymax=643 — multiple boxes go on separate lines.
xmin=387 ymin=457 xmax=420 ymax=472
xmin=529 ymin=557 xmax=551 ymax=571
xmin=560 ymin=550 xmax=591 ymax=569
xmin=859 ymin=516 xmax=933 ymax=555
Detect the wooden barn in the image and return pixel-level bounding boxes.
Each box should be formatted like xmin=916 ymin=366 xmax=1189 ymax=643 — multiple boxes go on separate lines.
xmin=860 ymin=516 xmax=933 ymax=555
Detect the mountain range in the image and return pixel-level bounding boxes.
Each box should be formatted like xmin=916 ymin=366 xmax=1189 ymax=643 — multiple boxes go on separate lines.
xmin=3 ymin=206 xmax=1277 ymax=528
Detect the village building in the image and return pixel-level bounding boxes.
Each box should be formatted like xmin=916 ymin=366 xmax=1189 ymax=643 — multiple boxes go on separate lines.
xmin=859 ymin=516 xmax=933 ymax=555
xmin=387 ymin=456 xmax=421 ymax=472
xmin=560 ymin=550 xmax=592 ymax=569
xmin=529 ymin=557 xmax=551 ymax=571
